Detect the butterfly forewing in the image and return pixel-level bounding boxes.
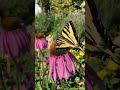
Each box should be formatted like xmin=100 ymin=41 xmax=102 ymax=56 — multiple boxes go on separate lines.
xmin=56 ymin=21 xmax=79 ymax=50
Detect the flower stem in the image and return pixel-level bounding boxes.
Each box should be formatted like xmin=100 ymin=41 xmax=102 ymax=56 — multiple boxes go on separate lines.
xmin=0 ymin=68 xmax=6 ymax=90
xmin=60 ymin=80 xmax=64 ymax=90
xmin=13 ymin=59 xmax=20 ymax=90
xmin=16 ymin=72 xmax=20 ymax=90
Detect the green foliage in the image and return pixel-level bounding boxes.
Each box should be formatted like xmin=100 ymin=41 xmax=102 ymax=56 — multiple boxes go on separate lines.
xmin=50 ymin=0 xmax=73 ymax=15
xmin=35 ymin=12 xmax=57 ymax=36
xmin=94 ymin=0 xmax=120 ymax=38
xmin=35 ymin=9 xmax=85 ymax=39
xmin=0 ymin=0 xmax=34 ymax=16
xmin=0 ymin=0 xmax=34 ymax=24
xmin=0 ymin=53 xmax=34 ymax=89
xmin=104 ymin=71 xmax=120 ymax=89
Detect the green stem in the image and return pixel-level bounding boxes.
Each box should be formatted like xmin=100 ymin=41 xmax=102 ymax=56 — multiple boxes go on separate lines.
xmin=16 ymin=72 xmax=20 ymax=90
xmin=0 ymin=60 xmax=6 ymax=90
xmin=0 ymin=71 xmax=6 ymax=90
xmin=60 ymin=80 xmax=64 ymax=90
xmin=13 ymin=59 xmax=20 ymax=90
xmin=40 ymin=50 xmax=43 ymax=61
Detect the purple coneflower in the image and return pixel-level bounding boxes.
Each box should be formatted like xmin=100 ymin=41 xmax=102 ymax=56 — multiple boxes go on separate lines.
xmin=35 ymin=32 xmax=48 ymax=50
xmin=0 ymin=26 xmax=31 ymax=58
xmin=48 ymin=42 xmax=76 ymax=82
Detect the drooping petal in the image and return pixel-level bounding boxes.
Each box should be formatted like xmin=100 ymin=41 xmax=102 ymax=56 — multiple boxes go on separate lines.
xmin=57 ymin=56 xmax=64 ymax=80
xmin=6 ymin=31 xmax=19 ymax=57
xmin=64 ymin=52 xmax=76 ymax=73
xmin=3 ymin=32 xmax=11 ymax=57
xmin=64 ymin=53 xmax=72 ymax=72
xmin=0 ymin=32 xmax=4 ymax=52
xmin=53 ymin=56 xmax=57 ymax=82
xmin=18 ymin=28 xmax=30 ymax=49
xmin=37 ymin=40 xmax=41 ymax=49
xmin=15 ymin=28 xmax=29 ymax=52
xmin=41 ymin=38 xmax=48 ymax=50
xmin=48 ymin=55 xmax=56 ymax=80
xmin=35 ymin=38 xmax=48 ymax=50
xmin=35 ymin=39 xmax=37 ymax=49
xmin=37 ymin=40 xmax=40 ymax=49
xmin=68 ymin=51 xmax=77 ymax=61
xmin=14 ymin=30 xmax=23 ymax=53
xmin=63 ymin=61 xmax=69 ymax=79
xmin=0 ymin=27 xmax=31 ymax=58
xmin=48 ymin=55 xmax=54 ymax=80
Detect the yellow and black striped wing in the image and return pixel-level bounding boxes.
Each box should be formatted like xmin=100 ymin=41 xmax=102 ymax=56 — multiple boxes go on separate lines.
xmin=86 ymin=0 xmax=120 ymax=65
xmin=56 ymin=21 xmax=79 ymax=50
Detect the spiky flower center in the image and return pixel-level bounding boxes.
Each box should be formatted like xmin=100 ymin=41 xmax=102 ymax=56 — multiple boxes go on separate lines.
xmin=36 ymin=32 xmax=43 ymax=39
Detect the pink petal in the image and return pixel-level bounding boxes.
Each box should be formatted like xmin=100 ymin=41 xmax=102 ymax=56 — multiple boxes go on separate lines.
xmin=40 ymin=38 xmax=47 ymax=50
xmin=63 ymin=61 xmax=69 ymax=79
xmin=13 ymin=31 xmax=23 ymax=52
xmin=15 ymin=30 xmax=27 ymax=52
xmin=0 ymin=32 xmax=4 ymax=52
xmin=35 ymin=38 xmax=48 ymax=50
xmin=6 ymin=32 xmax=19 ymax=57
xmin=0 ymin=27 xmax=30 ymax=58
xmin=15 ymin=28 xmax=30 ymax=52
xmin=17 ymin=28 xmax=30 ymax=49
xmin=57 ymin=56 xmax=64 ymax=80
xmin=48 ymin=55 xmax=54 ymax=80
xmin=3 ymin=32 xmax=11 ymax=57
xmin=64 ymin=52 xmax=76 ymax=73
xmin=53 ymin=56 xmax=57 ymax=82
xmin=68 ymin=51 xmax=77 ymax=61
xmin=37 ymin=40 xmax=40 ymax=49
xmin=40 ymin=40 xmax=43 ymax=50
xmin=35 ymin=39 xmax=38 ymax=49
xmin=48 ymin=55 xmax=56 ymax=80
xmin=64 ymin=54 xmax=72 ymax=72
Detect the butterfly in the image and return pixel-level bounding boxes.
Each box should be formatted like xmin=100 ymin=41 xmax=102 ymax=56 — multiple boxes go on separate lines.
xmin=85 ymin=1 xmax=120 ymax=90
xmin=56 ymin=21 xmax=85 ymax=52
xmin=86 ymin=0 xmax=120 ymax=65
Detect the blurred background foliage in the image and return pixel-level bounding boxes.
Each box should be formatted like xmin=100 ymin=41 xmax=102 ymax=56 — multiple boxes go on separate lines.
xmin=86 ymin=0 xmax=120 ymax=89
xmin=0 ymin=0 xmax=34 ymax=25
xmin=0 ymin=1 xmax=34 ymax=89
xmin=35 ymin=0 xmax=85 ymax=39
xmin=94 ymin=0 xmax=120 ymax=39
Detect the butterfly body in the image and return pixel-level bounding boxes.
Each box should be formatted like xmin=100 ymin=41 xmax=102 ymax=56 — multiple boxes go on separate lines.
xmin=50 ymin=42 xmax=67 ymax=56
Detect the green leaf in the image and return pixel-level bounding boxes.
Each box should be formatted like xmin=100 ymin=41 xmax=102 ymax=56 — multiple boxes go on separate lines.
xmin=36 ymin=81 xmax=42 ymax=90
xmin=68 ymin=88 xmax=79 ymax=90
xmin=44 ymin=76 xmax=50 ymax=90
xmin=110 ymin=78 xmax=120 ymax=85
